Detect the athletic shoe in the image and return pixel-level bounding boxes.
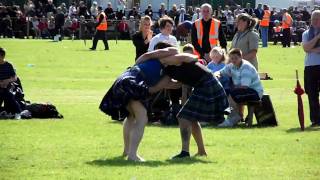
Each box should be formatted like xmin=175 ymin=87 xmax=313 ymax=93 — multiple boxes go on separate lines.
xmin=171 ymin=151 xmax=190 ymax=159
xmin=14 ymin=113 xmax=21 ymax=120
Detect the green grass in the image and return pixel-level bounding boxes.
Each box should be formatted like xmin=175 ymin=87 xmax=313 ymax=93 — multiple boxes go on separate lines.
xmin=0 ymin=39 xmax=319 ymax=179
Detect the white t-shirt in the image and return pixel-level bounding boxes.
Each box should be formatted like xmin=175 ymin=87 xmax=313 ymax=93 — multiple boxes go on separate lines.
xmin=148 ymin=33 xmax=178 ymax=51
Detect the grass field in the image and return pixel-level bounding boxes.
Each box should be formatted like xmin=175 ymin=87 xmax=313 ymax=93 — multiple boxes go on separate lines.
xmin=0 ymin=39 xmax=319 ymax=179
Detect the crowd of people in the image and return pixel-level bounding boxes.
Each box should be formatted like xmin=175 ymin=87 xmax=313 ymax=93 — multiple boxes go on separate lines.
xmin=0 ymin=0 xmax=315 ymax=44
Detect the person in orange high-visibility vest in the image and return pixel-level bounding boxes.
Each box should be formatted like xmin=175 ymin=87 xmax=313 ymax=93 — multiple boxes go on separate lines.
xmin=272 ymin=20 xmax=283 ymax=45
xmin=90 ymin=6 xmax=109 ymax=50
xmin=281 ymin=8 xmax=293 ymax=47
xmin=191 ymin=3 xmax=227 ymax=62
xmin=259 ymin=4 xmax=270 ymax=47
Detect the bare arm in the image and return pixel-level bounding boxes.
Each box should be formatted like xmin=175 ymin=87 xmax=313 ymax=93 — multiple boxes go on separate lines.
xmin=308 ymin=47 xmax=320 ymax=53
xmin=0 ymin=76 xmax=17 ymax=88
xmin=149 ymin=76 xmax=181 ymax=94
xmin=303 ymin=33 xmax=320 ymax=52
xmin=243 ymin=49 xmax=257 ymax=62
xmin=159 ymin=53 xmax=198 ymax=66
xmin=135 ymin=47 xmax=178 ymax=65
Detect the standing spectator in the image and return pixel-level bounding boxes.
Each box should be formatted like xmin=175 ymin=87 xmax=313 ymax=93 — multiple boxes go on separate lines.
xmin=104 ymin=2 xmax=114 ymax=20
xmin=117 ymin=16 xmax=129 ymax=39
xmin=145 ymin=4 xmax=153 ymax=19
xmin=59 ymin=3 xmax=68 ymax=15
xmin=231 ymin=13 xmax=259 ymax=70
xmin=132 ymin=15 xmax=153 ymax=60
xmin=223 ymin=5 xmax=232 ymax=17
xmin=282 ymin=8 xmax=293 ymax=48
xmin=260 ymin=4 xmax=271 ymax=47
xmin=90 ymin=1 xmax=99 ymax=17
xmin=158 ymin=3 xmax=167 ymax=18
xmin=24 ymin=0 xmax=36 ymax=17
xmin=0 ymin=47 xmax=21 ymax=119
xmin=234 ymin=5 xmax=243 ymax=17
xmin=168 ymin=4 xmax=178 ymax=23
xmin=244 ymin=3 xmax=254 ymax=16
xmin=128 ymin=16 xmax=136 ymax=37
xmin=148 ymin=16 xmax=177 ymax=51
xmin=301 ymin=6 xmax=311 ymax=25
xmin=191 ymin=8 xmax=201 ymax=22
xmin=254 ymin=3 xmax=264 ymax=21
xmin=55 ymin=7 xmax=64 ymax=36
xmin=78 ymin=1 xmax=90 ymax=19
xmin=302 ymin=10 xmax=320 ymax=127
xmin=68 ymin=2 xmax=77 ymax=17
xmin=177 ymin=8 xmax=190 ymax=25
xmin=226 ymin=12 xmax=235 ymax=38
xmin=31 ymin=16 xmax=40 ymax=38
xmin=48 ymin=16 xmax=56 ymax=38
xmin=44 ymin=0 xmax=56 ymax=17
xmin=90 ymin=6 xmax=109 ymax=51
xmin=191 ymin=3 xmax=227 ymax=61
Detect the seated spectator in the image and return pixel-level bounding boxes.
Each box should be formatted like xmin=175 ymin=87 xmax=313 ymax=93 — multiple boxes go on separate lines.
xmin=117 ymin=16 xmax=130 ymax=39
xmin=216 ymin=48 xmax=263 ymax=127
xmin=272 ymin=20 xmax=283 ymax=45
xmin=0 ymin=47 xmax=21 ymax=119
xmin=207 ymin=47 xmax=230 ymax=95
xmin=31 ymin=16 xmax=40 ymax=38
xmin=38 ymin=16 xmax=49 ymax=38
xmin=128 ymin=6 xmax=140 ymax=20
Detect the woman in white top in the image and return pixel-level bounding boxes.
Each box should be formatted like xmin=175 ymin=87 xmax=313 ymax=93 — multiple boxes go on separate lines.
xmin=148 ymin=16 xmax=178 ymax=51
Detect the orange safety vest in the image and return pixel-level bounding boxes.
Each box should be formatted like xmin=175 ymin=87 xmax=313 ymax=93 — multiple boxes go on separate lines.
xmin=273 ymin=26 xmax=282 ymax=33
xmin=282 ymin=13 xmax=292 ymax=29
xmin=260 ymin=10 xmax=270 ymax=27
xmin=96 ymin=12 xmax=107 ymax=31
xmin=195 ymin=18 xmax=220 ymax=52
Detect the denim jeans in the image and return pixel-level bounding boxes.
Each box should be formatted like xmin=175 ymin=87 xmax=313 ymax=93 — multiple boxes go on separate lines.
xmin=260 ymin=26 xmax=269 ymax=47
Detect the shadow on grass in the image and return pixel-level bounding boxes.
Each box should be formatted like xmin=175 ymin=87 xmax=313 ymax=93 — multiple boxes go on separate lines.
xmin=86 ymin=156 xmax=215 ymax=167
xmin=286 ymin=127 xmax=320 ymax=133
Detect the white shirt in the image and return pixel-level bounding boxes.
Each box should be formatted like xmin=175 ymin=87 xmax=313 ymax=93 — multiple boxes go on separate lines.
xmin=148 ymin=33 xmax=178 ymax=51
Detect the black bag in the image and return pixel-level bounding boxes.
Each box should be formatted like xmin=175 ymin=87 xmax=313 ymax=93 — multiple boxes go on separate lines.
xmin=25 ymin=103 xmax=63 ymax=119
xmin=254 ymin=94 xmax=278 ymax=126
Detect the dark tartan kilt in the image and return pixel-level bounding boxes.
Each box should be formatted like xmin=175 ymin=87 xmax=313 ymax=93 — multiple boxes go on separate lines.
xmin=99 ymin=67 xmax=150 ymax=121
xmin=177 ymin=74 xmax=229 ymax=122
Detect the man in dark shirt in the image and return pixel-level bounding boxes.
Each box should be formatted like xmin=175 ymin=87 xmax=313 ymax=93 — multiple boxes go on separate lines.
xmin=191 ymin=3 xmax=227 ymax=61
xmin=0 ymin=47 xmax=21 ymax=119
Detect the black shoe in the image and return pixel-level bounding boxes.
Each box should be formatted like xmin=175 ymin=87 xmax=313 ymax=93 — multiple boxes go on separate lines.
xmin=310 ymin=123 xmax=319 ymax=127
xmin=104 ymin=48 xmax=109 ymax=50
xmin=89 ymin=48 xmax=96 ymax=50
xmin=171 ymin=151 xmax=190 ymax=159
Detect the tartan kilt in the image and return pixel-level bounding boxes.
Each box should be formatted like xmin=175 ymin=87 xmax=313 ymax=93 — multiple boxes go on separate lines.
xmin=99 ymin=67 xmax=149 ymax=121
xmin=177 ymin=74 xmax=229 ymax=122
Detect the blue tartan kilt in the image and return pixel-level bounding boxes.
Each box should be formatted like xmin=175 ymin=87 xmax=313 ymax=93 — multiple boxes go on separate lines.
xmin=177 ymin=73 xmax=229 ymax=122
xmin=99 ymin=67 xmax=150 ymax=120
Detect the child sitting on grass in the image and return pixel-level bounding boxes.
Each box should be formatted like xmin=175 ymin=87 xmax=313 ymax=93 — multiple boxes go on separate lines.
xmin=0 ymin=47 xmax=21 ymax=119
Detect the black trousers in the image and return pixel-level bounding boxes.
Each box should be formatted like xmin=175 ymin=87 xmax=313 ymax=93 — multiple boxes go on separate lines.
xmin=282 ymin=28 xmax=291 ymax=47
xmin=0 ymin=88 xmax=21 ymax=114
xmin=91 ymin=30 xmax=109 ymax=50
xmin=304 ymin=65 xmax=320 ymax=124
xmin=230 ymin=88 xmax=260 ymax=104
